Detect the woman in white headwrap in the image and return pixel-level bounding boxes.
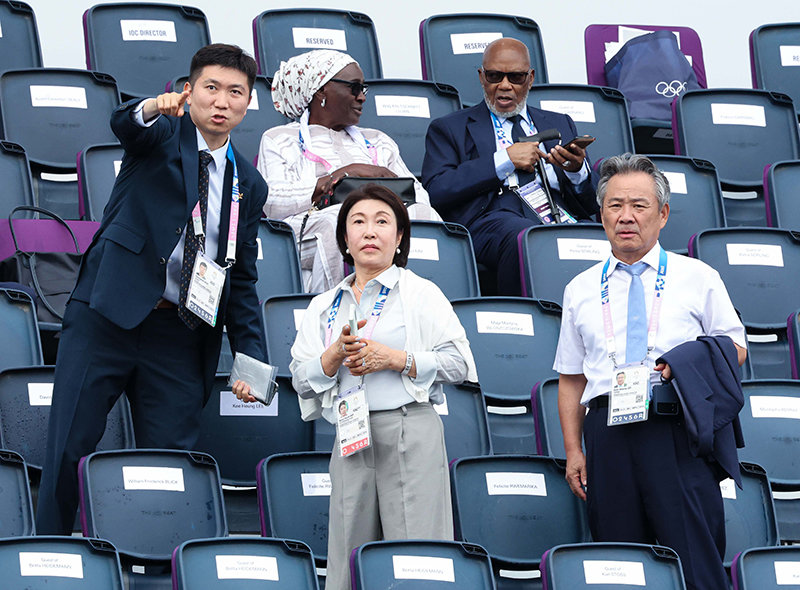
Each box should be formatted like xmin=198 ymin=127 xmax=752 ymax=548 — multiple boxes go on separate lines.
xmin=257 ymin=49 xmax=439 ymax=293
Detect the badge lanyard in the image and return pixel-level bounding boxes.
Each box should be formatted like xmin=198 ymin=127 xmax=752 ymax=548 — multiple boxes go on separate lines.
xmin=298 ymin=110 xmax=378 ymax=172
xmin=491 ymin=112 xmax=519 ymax=187
xmin=600 ymin=248 xmax=668 ymax=368
xmin=324 ymin=284 xmax=391 ymax=349
xmin=190 ymin=143 xmax=241 ymax=268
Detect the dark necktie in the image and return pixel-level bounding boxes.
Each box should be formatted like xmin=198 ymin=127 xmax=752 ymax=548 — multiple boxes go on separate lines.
xmin=178 ymin=150 xmax=214 ymax=329
xmin=508 ymin=114 xmax=537 ymax=187
xmin=621 ymin=261 xmax=649 ymax=363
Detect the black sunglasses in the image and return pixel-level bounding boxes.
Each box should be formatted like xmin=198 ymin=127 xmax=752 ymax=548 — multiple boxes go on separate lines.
xmin=329 ymin=78 xmax=369 ymax=96
xmin=481 ymin=69 xmax=531 ymax=85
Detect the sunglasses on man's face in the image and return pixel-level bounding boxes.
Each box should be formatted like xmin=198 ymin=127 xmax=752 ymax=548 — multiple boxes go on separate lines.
xmin=329 ymin=78 xmax=369 ymax=96
xmin=481 ymin=69 xmax=531 ymax=85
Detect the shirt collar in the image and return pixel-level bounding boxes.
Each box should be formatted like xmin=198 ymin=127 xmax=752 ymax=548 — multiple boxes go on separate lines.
xmin=196 ymin=129 xmax=229 ymax=171
xmin=608 ymin=242 xmax=663 ymax=276
xmin=338 ymin=265 xmax=400 ymax=296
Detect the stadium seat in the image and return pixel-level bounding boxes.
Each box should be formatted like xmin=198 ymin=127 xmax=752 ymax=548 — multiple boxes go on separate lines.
xmin=257 ymin=451 xmax=331 ymax=569
xmin=438 ymin=382 xmax=493 ymax=462
xmin=529 ymin=84 xmax=634 ymax=163
xmin=648 ymin=155 xmax=727 ymax=253
xmin=519 ymin=223 xmax=609 ymax=304
xmin=673 ymin=88 xmax=800 ymax=227
xmin=750 ymin=23 xmax=800 ymax=119
xmin=253 ymin=9 xmax=382 ymax=79
xmin=0 ymin=0 xmax=41 ymax=73
xmin=173 ymin=537 xmax=319 ymax=590
xmin=0 ymin=449 xmax=34 ymax=537
xmin=352 ymin=540 xmax=496 ymax=590
xmin=83 ymin=3 xmax=210 ymax=99
xmin=722 ymin=462 xmax=780 ymax=568
xmin=263 ymin=294 xmax=316 ymax=376
xmin=357 ymin=79 xmax=462 ymax=178
xmin=406 ymin=220 xmax=480 ymax=300
xmin=541 ymin=542 xmax=687 ymax=589
xmin=0 ymin=536 xmax=124 ymax=588
xmin=0 ymin=141 xmax=35 ymax=217
xmin=690 ymin=227 xmax=800 ymax=378
xmin=77 ymin=143 xmax=123 ymax=221
xmin=732 ymin=545 xmax=800 ymax=590
xmin=255 ymin=219 xmax=303 ymax=304
xmin=764 ymin=159 xmax=800 ymax=229
xmin=0 ymin=288 xmax=42 ymax=372
xmin=531 ymin=377 xmax=567 ymax=458
xmin=420 ymin=13 xmax=548 ymax=107
xmin=450 ymin=455 xmax=590 ymax=572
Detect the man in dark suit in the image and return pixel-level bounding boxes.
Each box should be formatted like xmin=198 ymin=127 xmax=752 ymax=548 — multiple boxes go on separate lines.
xmin=422 ymin=38 xmax=597 ymax=294
xmin=36 ymin=44 xmax=268 ymax=534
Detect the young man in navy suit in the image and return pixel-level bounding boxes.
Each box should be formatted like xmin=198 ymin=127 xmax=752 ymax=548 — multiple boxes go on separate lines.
xmin=37 ymin=44 xmax=268 ymax=534
xmin=422 ymin=38 xmax=598 ymax=295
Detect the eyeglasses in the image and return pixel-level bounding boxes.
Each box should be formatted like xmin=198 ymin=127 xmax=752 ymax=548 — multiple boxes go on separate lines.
xmin=329 ymin=78 xmax=369 ymax=96
xmin=481 ymin=69 xmax=531 ymax=85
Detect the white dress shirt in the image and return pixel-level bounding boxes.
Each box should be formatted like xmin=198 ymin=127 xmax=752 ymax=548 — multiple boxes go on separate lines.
xmin=554 ymin=242 xmax=747 ymax=405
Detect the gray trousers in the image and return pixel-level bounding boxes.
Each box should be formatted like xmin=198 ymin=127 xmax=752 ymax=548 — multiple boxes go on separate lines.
xmin=325 ymin=402 xmax=454 ymax=590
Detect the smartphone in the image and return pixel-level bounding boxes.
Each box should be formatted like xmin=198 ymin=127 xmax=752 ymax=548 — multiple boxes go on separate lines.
xmin=561 ymin=135 xmax=596 ymax=151
xmin=348 ymin=305 xmax=359 ymax=336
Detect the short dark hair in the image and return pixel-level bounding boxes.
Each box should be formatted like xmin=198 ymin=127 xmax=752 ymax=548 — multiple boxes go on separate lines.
xmin=188 ymin=43 xmax=257 ymax=92
xmin=336 ymin=184 xmax=411 ymax=268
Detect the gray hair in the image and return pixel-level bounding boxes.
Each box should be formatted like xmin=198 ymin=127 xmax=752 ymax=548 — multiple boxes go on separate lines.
xmin=596 ymin=153 xmax=670 ymax=209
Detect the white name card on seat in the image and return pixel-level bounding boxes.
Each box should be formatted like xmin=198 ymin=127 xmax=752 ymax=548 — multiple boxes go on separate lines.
xmin=301 ymin=472 xmax=332 ymax=496
xmin=726 ymin=243 xmax=784 ymax=267
xmin=450 ymin=32 xmax=502 ymax=55
xmin=538 ymin=100 xmax=596 ymax=123
xmin=219 ymin=390 xmax=278 ymax=417
xmin=248 ymin=87 xmax=260 ymax=110
xmin=409 ymin=237 xmax=439 ymax=260
xmin=583 ymin=560 xmax=646 ymax=586
xmin=486 ymin=472 xmax=546 ymax=496
xmin=750 ymin=395 xmax=800 ymax=419
xmin=719 ymin=478 xmax=736 ymax=499
xmin=780 ymin=46 xmax=800 ymax=67
xmin=392 ymin=555 xmax=455 ymax=582
xmin=122 ymin=466 xmax=185 ymax=491
xmin=475 ymin=311 xmax=534 ymax=336
xmin=433 ymin=392 xmax=449 ymax=415
xmin=662 ymin=171 xmax=687 ymax=194
xmin=375 ymin=95 xmax=431 ymax=118
xmin=30 ymin=85 xmax=88 ymax=109
xmin=113 ymin=160 xmax=122 ymax=177
xmin=292 ymin=27 xmax=347 ymax=50
xmin=215 ymin=555 xmax=279 ymax=581
xmin=556 ymin=238 xmax=610 ymax=261
xmin=28 ymin=383 xmax=53 ymax=406
xmin=710 ymin=103 xmax=766 ymax=127
xmin=120 ymin=20 xmax=177 ymax=42
xmin=293 ymin=308 xmax=306 ymax=330
xmin=19 ymin=552 xmax=84 ymax=578
xmin=775 ymin=561 xmax=800 ymax=585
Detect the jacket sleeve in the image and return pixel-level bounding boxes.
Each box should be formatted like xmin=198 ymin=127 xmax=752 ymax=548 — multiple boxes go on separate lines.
xmin=110 ymin=99 xmax=177 ymax=154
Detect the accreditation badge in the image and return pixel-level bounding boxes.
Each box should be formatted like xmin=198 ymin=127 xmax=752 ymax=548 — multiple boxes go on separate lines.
xmin=186 ymin=251 xmax=225 ymax=327
xmin=515 ymin=179 xmax=577 ymax=225
xmin=608 ymin=364 xmax=650 ymax=426
xmin=336 ymin=384 xmax=371 ymax=457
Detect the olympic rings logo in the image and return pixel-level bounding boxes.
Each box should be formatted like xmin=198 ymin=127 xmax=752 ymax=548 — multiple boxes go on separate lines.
xmin=655 ymin=80 xmax=687 ymax=98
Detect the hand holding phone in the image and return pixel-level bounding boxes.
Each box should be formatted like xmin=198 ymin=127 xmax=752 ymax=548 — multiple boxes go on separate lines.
xmin=561 ymin=135 xmax=595 ymax=151
xmin=348 ymin=304 xmax=359 ymax=336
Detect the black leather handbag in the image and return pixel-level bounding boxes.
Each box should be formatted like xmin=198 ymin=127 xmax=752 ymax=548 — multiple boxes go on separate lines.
xmin=322 ymin=176 xmax=417 ymax=208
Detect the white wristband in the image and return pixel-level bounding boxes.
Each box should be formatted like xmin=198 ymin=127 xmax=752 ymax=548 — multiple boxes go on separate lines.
xmin=401 ymin=352 xmax=414 ymax=376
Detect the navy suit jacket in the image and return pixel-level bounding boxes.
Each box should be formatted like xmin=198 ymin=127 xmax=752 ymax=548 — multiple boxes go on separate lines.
xmin=72 ymin=99 xmax=267 ymax=398
xmin=422 ymin=101 xmax=597 ymax=229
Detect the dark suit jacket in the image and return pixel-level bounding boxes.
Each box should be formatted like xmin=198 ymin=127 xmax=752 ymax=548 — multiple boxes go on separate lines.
xmin=71 ymin=99 xmax=268 ymax=398
xmin=422 ymin=101 xmax=597 ymax=229
xmin=657 ymin=335 xmax=745 ymax=486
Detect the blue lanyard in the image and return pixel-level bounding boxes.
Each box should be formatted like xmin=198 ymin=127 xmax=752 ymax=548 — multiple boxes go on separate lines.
xmin=324 ymin=284 xmax=391 ymax=348
xmin=490 ymin=112 xmax=514 ymax=148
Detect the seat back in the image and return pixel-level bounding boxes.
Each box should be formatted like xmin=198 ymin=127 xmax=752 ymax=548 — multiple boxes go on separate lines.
xmin=420 ymin=13 xmax=548 ymax=107
xmin=649 ymin=156 xmax=726 ymax=253
xmin=173 ymin=537 xmax=320 ymax=590
xmin=195 ymin=375 xmax=314 ymax=486
xmin=541 ymin=542 xmax=686 ymax=589
xmin=257 ymin=452 xmax=331 ymax=563
xmin=0 ymin=288 xmax=42 ymax=371
xmin=78 ymin=449 xmax=227 ymax=561
xmin=450 ymin=455 xmax=590 ymax=568
xmin=438 ymin=382 xmax=492 ymax=462
xmin=0 ymin=68 xmax=120 ymax=170
xmin=77 ymin=143 xmax=123 ymax=221
xmin=0 ymin=0 xmax=41 ymax=73
xmin=255 ymin=219 xmax=304 ymax=304
xmin=263 ymin=294 xmax=316 ymax=377
xmin=764 ymin=159 xmax=800 ymax=229
xmin=406 ymin=220 xmax=480 ymax=300
xmin=732 ymin=545 xmax=800 ymax=590
xmin=530 ymin=84 xmax=634 ymax=163
xmin=0 ymin=450 xmax=34 ymax=536
xmin=532 ymin=377 xmax=566 ymax=458
xmin=353 ymin=540 xmax=496 ymax=590
xmin=253 ymin=9 xmax=382 ymax=79
xmin=454 ymin=297 xmax=561 ymax=401
xmin=584 ymin=24 xmax=706 ymax=88
xmin=0 ymin=141 xmax=35 ymax=216
xmin=357 ymin=79 xmax=461 ymax=178
xmin=0 ymin=536 xmax=124 ymax=588
xmin=519 ymin=223 xmax=608 ymax=304
xmin=83 ymin=3 xmax=210 ymax=99
xmin=750 ymin=23 xmax=800 ymax=118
